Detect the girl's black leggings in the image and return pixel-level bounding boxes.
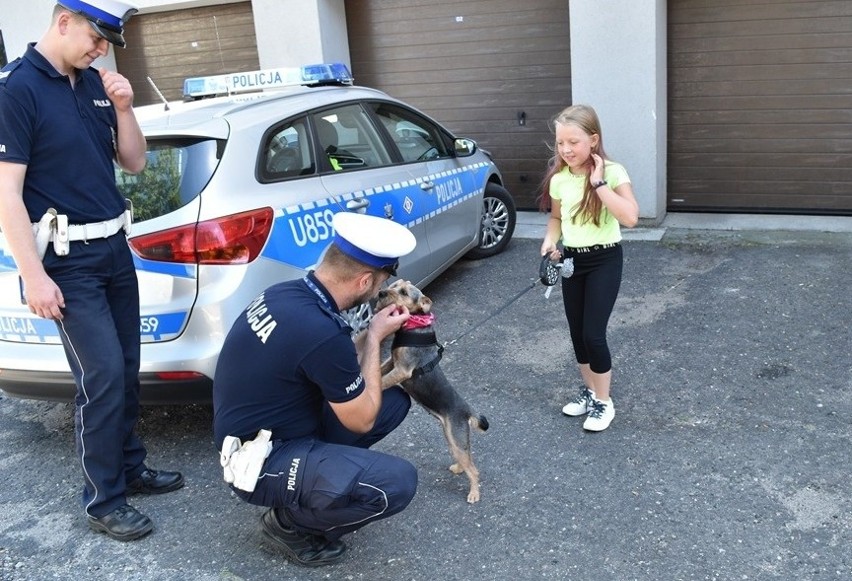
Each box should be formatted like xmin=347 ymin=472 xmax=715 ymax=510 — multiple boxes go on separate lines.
xmin=560 ymin=244 xmax=623 ymax=373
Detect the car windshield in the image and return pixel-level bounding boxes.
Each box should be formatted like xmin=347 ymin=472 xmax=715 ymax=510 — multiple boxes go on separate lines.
xmin=115 ymin=138 xmax=222 ymax=222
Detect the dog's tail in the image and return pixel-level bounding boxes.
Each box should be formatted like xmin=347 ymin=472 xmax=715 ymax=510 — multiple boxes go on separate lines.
xmin=469 ymin=414 xmax=489 ymax=433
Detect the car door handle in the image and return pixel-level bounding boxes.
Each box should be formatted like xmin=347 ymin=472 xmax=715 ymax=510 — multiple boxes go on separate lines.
xmin=420 ymin=181 xmax=435 ymax=191
xmin=345 ymin=198 xmax=369 ymax=212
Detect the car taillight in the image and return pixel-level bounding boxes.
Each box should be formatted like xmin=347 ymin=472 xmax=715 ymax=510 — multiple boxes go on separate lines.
xmin=154 ymin=371 xmax=207 ymax=381
xmin=129 ymin=208 xmax=274 ymax=265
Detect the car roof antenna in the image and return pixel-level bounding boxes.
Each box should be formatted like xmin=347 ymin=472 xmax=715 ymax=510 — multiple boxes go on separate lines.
xmin=147 ymin=76 xmax=170 ymax=111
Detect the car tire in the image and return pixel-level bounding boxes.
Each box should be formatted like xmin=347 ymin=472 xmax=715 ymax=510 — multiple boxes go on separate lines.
xmin=466 ymin=182 xmax=516 ymax=259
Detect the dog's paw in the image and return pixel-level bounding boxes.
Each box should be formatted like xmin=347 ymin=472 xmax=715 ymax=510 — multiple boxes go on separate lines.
xmin=449 ymin=463 xmax=463 ymax=475
xmin=466 ymin=489 xmax=480 ymax=503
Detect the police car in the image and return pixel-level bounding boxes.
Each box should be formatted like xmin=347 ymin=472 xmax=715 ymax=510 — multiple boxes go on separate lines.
xmin=0 ymin=63 xmax=516 ymax=404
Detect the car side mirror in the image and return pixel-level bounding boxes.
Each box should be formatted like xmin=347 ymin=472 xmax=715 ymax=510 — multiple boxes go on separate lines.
xmin=454 ymin=138 xmax=477 ymax=157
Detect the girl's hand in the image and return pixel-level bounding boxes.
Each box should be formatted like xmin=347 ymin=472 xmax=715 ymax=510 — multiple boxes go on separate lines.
xmin=540 ymin=241 xmax=561 ymax=261
xmin=590 ymin=153 xmax=605 ymax=183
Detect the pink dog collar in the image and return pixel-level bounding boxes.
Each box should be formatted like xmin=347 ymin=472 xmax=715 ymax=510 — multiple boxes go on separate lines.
xmin=402 ymin=313 xmax=435 ymax=330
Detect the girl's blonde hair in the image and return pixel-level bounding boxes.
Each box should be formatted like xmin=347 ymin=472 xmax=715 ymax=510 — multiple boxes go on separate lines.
xmin=538 ymin=104 xmax=608 ymax=226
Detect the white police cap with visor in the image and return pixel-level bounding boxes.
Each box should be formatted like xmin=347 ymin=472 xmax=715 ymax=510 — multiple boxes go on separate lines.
xmin=57 ymin=0 xmax=138 ymax=48
xmin=331 ymin=212 xmax=416 ymax=276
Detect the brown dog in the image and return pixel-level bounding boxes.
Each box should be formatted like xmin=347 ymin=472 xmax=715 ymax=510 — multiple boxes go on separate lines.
xmin=375 ymin=280 xmax=489 ymax=503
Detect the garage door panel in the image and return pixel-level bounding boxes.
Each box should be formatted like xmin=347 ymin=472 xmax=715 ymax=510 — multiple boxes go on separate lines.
xmin=357 ymin=62 xmax=570 ymax=88
xmin=673 ymin=31 xmax=852 ymax=53
xmin=353 ymin=22 xmax=567 ymax=50
xmin=118 ymin=2 xmax=259 ymax=105
xmin=670 ymin=123 xmax=852 ymax=141
xmin=671 ymin=96 xmax=852 ymax=113
xmin=672 ymin=46 xmax=852 ymax=69
xmin=133 ymin=14 xmax=255 ymax=36
xmin=347 ymin=0 xmax=570 ymax=210
xmin=671 ymin=137 xmax=852 ymax=155
xmin=348 ymin=1 xmax=560 ymax=27
xmin=385 ymin=78 xmax=569 ymax=101
xmin=669 ymin=191 xmax=847 ymax=212
xmin=128 ymin=27 xmax=258 ymax=58
xmin=672 ymin=109 xmax=852 ymax=125
xmin=673 ymin=63 xmax=852 ymax=84
xmin=672 ymin=79 xmax=852 ymax=98
xmin=669 ymin=0 xmax=852 ymax=214
xmin=670 ymin=1 xmax=852 ymax=24
xmin=669 ymin=160 xmax=852 ymax=183
xmin=350 ymin=50 xmax=569 ymax=73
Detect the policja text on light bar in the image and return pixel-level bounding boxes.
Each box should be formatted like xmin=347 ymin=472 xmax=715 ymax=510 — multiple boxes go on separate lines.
xmin=182 ymin=63 xmax=353 ymax=99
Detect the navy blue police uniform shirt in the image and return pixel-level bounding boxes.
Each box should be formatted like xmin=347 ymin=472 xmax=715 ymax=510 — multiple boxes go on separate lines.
xmin=0 ymin=43 xmax=127 ymax=224
xmin=212 ymin=272 xmax=366 ymax=449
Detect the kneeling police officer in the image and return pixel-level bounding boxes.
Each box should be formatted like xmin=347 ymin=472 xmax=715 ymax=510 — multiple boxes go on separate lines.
xmin=213 ymin=212 xmax=419 ymax=567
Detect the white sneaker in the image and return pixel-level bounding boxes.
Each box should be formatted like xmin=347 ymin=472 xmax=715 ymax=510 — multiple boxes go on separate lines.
xmin=562 ymin=386 xmax=594 ymax=416
xmin=583 ymin=396 xmax=615 ymax=431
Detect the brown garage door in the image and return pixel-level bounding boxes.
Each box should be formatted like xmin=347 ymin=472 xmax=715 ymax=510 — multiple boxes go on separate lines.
xmin=345 ymin=0 xmax=571 ymax=210
xmin=669 ymin=0 xmax=852 ymax=214
xmin=116 ymin=2 xmax=260 ymax=106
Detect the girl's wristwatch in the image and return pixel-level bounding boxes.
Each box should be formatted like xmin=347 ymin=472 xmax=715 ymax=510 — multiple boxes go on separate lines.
xmin=591 ymin=180 xmax=607 ymax=189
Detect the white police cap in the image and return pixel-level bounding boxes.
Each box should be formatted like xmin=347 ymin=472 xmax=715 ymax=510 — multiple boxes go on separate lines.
xmin=331 ymin=212 xmax=416 ymax=275
xmin=58 ymin=0 xmax=138 ymax=48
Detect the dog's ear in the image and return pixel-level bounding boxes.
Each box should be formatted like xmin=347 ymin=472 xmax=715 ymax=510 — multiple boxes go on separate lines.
xmin=420 ymin=295 xmax=433 ymax=313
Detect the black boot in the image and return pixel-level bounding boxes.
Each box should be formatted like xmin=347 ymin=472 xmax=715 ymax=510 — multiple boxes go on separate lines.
xmin=88 ymin=504 xmax=153 ymax=541
xmin=127 ymin=468 xmax=185 ymax=495
xmin=260 ymin=509 xmax=346 ymax=567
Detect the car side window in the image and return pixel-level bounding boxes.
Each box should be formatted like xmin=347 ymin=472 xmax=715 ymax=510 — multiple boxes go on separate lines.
xmin=261 ymin=117 xmax=314 ymax=180
xmin=368 ymin=102 xmax=450 ymax=163
xmin=311 ymin=104 xmax=391 ymax=172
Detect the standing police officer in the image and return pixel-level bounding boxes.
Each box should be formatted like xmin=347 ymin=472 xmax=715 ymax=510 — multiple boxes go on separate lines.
xmin=0 ymin=1 xmax=183 ymax=541
xmin=213 ymin=212 xmax=419 ymax=567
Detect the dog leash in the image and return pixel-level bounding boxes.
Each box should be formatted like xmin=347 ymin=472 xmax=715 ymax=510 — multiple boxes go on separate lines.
xmin=443 ymin=255 xmax=570 ymax=346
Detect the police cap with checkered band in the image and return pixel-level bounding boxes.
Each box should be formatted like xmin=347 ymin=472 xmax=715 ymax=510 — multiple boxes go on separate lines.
xmin=58 ymin=0 xmax=138 ymax=48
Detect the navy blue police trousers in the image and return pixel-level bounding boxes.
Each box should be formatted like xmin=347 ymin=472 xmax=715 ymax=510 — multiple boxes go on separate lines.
xmin=235 ymin=386 xmax=418 ymax=540
xmin=44 ymin=233 xmax=148 ymax=518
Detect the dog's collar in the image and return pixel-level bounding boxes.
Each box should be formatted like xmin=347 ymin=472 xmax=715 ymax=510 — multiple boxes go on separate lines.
xmin=392 ymin=327 xmax=437 ymax=349
xmin=402 ymin=313 xmax=435 ymax=330
xmin=391 ymin=326 xmax=443 ymax=378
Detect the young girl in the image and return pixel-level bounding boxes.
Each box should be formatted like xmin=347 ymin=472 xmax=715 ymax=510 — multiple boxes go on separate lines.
xmin=539 ymin=104 xmax=639 ymax=431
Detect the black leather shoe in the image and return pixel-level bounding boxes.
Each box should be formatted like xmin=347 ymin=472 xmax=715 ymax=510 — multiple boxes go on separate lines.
xmin=260 ymin=509 xmax=346 ymax=567
xmin=88 ymin=504 xmax=153 ymax=541
xmin=127 ymin=468 xmax=185 ymax=495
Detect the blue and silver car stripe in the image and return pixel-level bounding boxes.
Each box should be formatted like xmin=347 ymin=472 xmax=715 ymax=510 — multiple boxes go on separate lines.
xmin=0 ymin=247 xmax=16 ymax=272
xmin=0 ymin=309 xmax=190 ymax=343
xmin=0 ymin=313 xmax=59 ymax=343
xmin=131 ymin=256 xmax=195 ymax=342
xmin=262 ymin=162 xmax=490 ymax=269
xmin=139 ymin=311 xmax=189 ymax=341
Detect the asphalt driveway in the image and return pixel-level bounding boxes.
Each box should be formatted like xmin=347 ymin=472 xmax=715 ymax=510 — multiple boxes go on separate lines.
xmin=1 ymin=224 xmax=850 ymax=581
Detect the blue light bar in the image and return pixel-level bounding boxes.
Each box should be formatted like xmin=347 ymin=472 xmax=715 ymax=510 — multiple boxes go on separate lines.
xmin=182 ymin=63 xmax=354 ymax=99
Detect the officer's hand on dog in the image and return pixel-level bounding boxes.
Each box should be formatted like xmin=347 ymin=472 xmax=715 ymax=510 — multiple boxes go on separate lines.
xmin=369 ymin=304 xmax=410 ymax=340
xmin=99 ymin=68 xmax=135 ymax=111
